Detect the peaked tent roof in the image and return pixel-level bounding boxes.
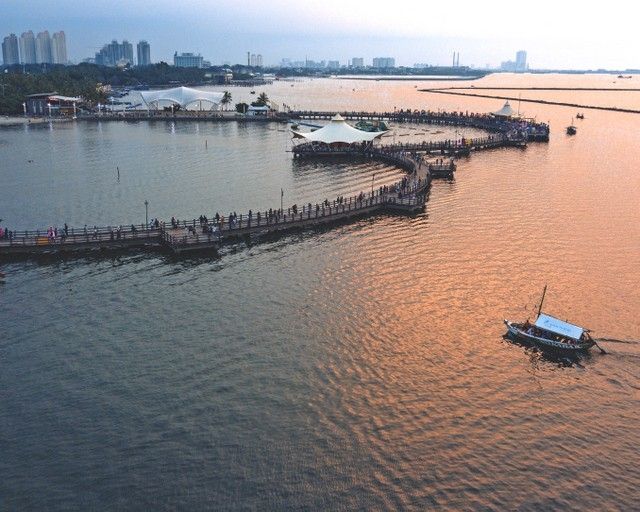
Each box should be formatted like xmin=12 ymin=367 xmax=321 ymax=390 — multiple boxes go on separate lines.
xmin=492 ymin=101 xmax=516 ymax=117
xmin=535 ymin=313 xmax=586 ymax=340
xmin=291 ymin=114 xmax=388 ymax=144
xmin=139 ymin=86 xmax=224 ymax=108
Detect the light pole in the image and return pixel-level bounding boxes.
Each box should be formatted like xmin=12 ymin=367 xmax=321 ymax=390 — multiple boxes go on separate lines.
xmin=98 ymin=103 xmax=101 ymax=117
xmin=47 ymin=102 xmax=52 ymax=118
xmin=72 ymin=102 xmax=77 ymax=120
xmin=371 ymin=173 xmax=375 ymax=197
xmin=144 ymin=200 xmax=149 ymax=229
xmin=22 ymin=102 xmax=27 ymax=117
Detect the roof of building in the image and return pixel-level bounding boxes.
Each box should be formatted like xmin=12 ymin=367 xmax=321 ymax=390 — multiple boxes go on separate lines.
xmin=291 ymin=114 xmax=387 ymax=144
xmin=26 ymin=92 xmax=59 ymax=98
xmin=139 ymin=86 xmax=224 ymax=108
xmin=492 ymin=101 xmax=516 ymax=117
xmin=535 ymin=313 xmax=586 ymax=340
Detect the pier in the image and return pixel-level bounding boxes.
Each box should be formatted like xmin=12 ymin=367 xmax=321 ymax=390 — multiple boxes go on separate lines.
xmin=1 ymin=108 xmax=546 ymax=259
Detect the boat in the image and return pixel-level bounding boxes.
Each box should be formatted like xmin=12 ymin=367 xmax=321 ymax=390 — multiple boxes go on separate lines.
xmin=250 ymin=90 xmax=256 ymax=94
xmin=566 ymin=119 xmax=577 ymax=135
xmin=504 ymin=286 xmax=598 ymax=352
xmin=576 ymin=113 xmax=584 ymax=119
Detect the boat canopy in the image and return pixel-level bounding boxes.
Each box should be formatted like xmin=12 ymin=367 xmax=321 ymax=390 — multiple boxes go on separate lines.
xmin=535 ymin=313 xmax=585 ymax=340
xmin=291 ymin=114 xmax=388 ymax=144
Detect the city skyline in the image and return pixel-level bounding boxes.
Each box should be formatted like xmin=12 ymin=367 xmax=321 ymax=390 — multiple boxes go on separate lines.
xmin=0 ymin=0 xmax=638 ymax=70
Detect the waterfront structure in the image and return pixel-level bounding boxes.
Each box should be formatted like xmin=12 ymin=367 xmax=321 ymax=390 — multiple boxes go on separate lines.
xmin=2 ymin=33 xmax=20 ymax=65
xmin=35 ymin=31 xmax=53 ymax=64
xmin=25 ymin=91 xmax=80 ymax=116
xmin=95 ymin=40 xmax=134 ymax=67
xmin=372 ymin=57 xmax=395 ymax=68
xmin=173 ymin=52 xmax=203 ymax=68
xmin=19 ymin=31 xmax=36 ymax=64
xmin=51 ymin=31 xmax=67 ymax=64
xmin=291 ymin=114 xmax=388 ymax=148
xmin=137 ymin=40 xmax=151 ymax=66
xmin=140 ymin=86 xmax=223 ymax=109
xmin=492 ymin=101 xmax=517 ymax=118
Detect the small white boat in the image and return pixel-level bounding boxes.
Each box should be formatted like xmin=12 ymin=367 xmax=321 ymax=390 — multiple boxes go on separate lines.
xmin=504 ymin=286 xmax=598 ymax=353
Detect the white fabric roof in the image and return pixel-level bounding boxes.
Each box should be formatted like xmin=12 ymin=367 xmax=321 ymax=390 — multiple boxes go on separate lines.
xmin=291 ymin=114 xmax=387 ymax=144
xmin=492 ymin=101 xmax=516 ymax=117
xmin=139 ymin=86 xmax=224 ymax=108
xmin=535 ymin=313 xmax=585 ymax=340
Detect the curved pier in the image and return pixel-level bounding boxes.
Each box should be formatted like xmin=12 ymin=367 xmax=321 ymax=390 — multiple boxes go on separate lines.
xmin=1 ymin=108 xmax=547 ymax=259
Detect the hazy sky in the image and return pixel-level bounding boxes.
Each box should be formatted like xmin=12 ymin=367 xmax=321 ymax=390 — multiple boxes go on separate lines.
xmin=1 ymin=0 xmax=636 ymax=69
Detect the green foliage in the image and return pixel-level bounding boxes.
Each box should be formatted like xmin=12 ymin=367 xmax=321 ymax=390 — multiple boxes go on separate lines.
xmin=235 ymin=102 xmax=248 ymax=113
xmin=252 ymin=92 xmax=269 ymax=107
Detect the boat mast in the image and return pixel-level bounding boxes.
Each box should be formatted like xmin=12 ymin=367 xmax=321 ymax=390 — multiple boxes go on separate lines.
xmin=536 ymin=285 xmax=547 ymax=318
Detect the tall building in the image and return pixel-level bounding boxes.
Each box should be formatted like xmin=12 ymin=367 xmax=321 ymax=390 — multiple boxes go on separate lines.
xmin=372 ymin=57 xmax=395 ymax=68
xmin=327 ymin=60 xmax=340 ymax=70
xmin=173 ymin=52 xmax=203 ymax=68
xmin=351 ymin=57 xmax=364 ymax=68
xmin=2 ymin=33 xmax=20 ymax=65
xmin=256 ymin=54 xmax=263 ymax=67
xmin=35 ymin=31 xmax=53 ymax=64
xmin=95 ymin=40 xmax=134 ymax=66
xmin=515 ymin=50 xmax=527 ymax=72
xmin=19 ymin=31 xmax=36 ymax=64
xmin=51 ymin=31 xmax=67 ymax=64
xmin=137 ymin=40 xmax=151 ymax=66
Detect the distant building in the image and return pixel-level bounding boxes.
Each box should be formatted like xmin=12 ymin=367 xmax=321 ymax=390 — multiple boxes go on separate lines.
xmin=515 ymin=50 xmax=527 ymax=72
xmin=327 ymin=60 xmax=340 ymax=70
xmin=95 ymin=40 xmax=134 ymax=67
xmin=414 ymin=63 xmax=430 ymax=68
xmin=19 ymin=31 xmax=36 ymax=64
xmin=372 ymin=57 xmax=395 ymax=68
xmin=51 ymin=31 xmax=67 ymax=64
xmin=351 ymin=57 xmax=364 ymax=68
xmin=174 ymin=52 xmax=203 ymax=68
xmin=256 ymin=54 xmax=263 ymax=67
xmin=36 ymin=31 xmax=53 ymax=64
xmin=2 ymin=33 xmax=20 ymax=65
xmin=137 ymin=40 xmax=151 ymax=66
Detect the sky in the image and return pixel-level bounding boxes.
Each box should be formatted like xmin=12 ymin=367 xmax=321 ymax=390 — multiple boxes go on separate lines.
xmin=1 ymin=0 xmax=637 ymax=70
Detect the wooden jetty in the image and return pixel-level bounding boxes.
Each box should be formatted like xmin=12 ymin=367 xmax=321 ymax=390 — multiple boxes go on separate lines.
xmin=2 ymin=108 xmax=545 ymax=259
xmin=0 ymin=151 xmax=444 ymax=258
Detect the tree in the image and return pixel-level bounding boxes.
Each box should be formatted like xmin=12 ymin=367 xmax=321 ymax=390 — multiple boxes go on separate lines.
xmin=221 ymin=91 xmax=232 ymax=110
xmin=235 ymin=102 xmax=248 ymax=114
xmin=254 ymin=92 xmax=269 ymax=107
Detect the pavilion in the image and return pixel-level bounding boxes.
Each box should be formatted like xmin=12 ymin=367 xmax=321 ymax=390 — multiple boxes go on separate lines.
xmin=291 ymin=114 xmax=388 ymax=152
xmin=491 ymin=101 xmax=518 ymax=118
xmin=139 ymin=86 xmax=224 ymax=110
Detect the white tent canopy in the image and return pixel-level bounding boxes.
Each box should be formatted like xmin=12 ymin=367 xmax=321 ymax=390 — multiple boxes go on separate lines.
xmin=139 ymin=86 xmax=224 ymax=109
xmin=535 ymin=313 xmax=586 ymax=340
xmin=492 ymin=101 xmax=516 ymax=118
xmin=291 ymin=114 xmax=388 ymax=144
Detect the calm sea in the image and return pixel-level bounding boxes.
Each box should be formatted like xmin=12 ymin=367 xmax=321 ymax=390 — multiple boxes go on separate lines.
xmin=1 ymin=75 xmax=639 ymax=511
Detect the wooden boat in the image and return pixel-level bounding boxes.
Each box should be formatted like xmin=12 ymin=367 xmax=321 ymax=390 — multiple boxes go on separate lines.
xmin=504 ymin=286 xmax=597 ymax=352
xmin=566 ymin=120 xmax=577 ymax=135
xmin=576 ymin=113 xmax=584 ymax=119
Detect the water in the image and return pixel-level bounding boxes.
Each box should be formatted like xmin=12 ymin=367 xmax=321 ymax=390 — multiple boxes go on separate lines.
xmin=1 ymin=75 xmax=639 ymax=510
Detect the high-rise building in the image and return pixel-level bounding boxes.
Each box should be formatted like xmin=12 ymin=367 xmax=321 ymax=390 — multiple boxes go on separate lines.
xmin=19 ymin=31 xmax=36 ymax=64
xmin=327 ymin=60 xmax=340 ymax=70
xmin=173 ymin=52 xmax=203 ymax=68
xmin=35 ymin=31 xmax=53 ymax=64
xmin=35 ymin=31 xmax=52 ymax=64
xmin=351 ymin=57 xmax=364 ymax=68
xmin=372 ymin=57 xmax=395 ymax=68
xmin=51 ymin=31 xmax=67 ymax=64
xmin=137 ymin=40 xmax=151 ymax=66
xmin=2 ymin=33 xmax=20 ymax=65
xmin=256 ymin=54 xmax=263 ymax=67
xmin=515 ymin=50 xmax=527 ymax=72
xmin=95 ymin=40 xmax=134 ymax=66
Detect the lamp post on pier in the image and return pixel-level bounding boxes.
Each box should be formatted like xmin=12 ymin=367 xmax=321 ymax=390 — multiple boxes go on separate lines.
xmin=144 ymin=200 xmax=149 ymax=229
xmin=371 ymin=173 xmax=375 ymax=197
